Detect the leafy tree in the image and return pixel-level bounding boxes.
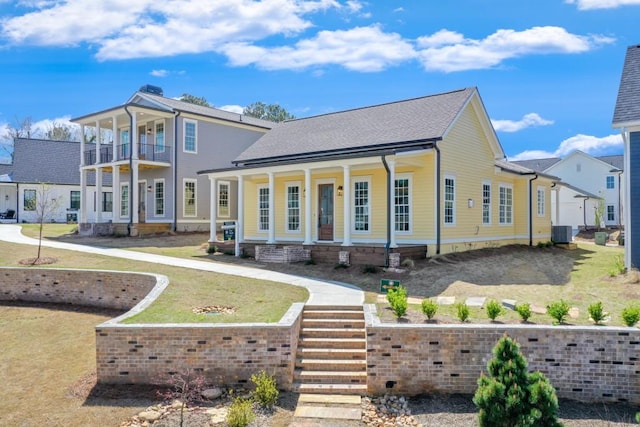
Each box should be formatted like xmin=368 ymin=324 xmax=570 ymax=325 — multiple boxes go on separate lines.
xmin=243 ymin=101 xmax=295 ymax=122
xmin=473 ymin=334 xmax=562 ymax=427
xmin=180 ymin=93 xmax=211 ymax=107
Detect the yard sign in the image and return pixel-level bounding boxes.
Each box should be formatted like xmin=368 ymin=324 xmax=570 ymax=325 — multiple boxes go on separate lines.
xmin=380 ymin=279 xmax=401 ymax=293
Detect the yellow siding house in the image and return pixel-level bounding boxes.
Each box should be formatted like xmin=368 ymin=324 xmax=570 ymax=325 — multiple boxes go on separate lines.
xmin=199 ymin=88 xmax=556 ymax=265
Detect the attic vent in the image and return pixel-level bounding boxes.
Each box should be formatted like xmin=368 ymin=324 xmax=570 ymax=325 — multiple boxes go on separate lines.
xmin=139 ymin=84 xmax=163 ymax=96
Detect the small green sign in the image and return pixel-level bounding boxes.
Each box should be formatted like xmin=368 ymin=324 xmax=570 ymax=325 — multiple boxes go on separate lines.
xmin=380 ymin=279 xmax=401 ymax=293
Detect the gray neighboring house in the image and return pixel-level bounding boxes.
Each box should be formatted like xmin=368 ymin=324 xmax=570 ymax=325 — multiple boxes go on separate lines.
xmin=71 ymin=86 xmax=273 ymax=235
xmin=0 ymin=138 xmax=110 ymax=224
xmin=613 ymin=43 xmax=640 ymax=269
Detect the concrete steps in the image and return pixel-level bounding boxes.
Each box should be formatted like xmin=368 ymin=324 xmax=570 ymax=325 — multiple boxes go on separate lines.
xmin=293 ymin=305 xmax=367 ymax=397
xmin=294 ymin=393 xmax=362 ymax=420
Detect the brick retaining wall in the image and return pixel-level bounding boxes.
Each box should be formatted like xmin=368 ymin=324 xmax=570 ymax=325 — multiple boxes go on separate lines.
xmin=364 ymin=304 xmax=640 ymax=404
xmin=0 ymin=268 xmax=159 ymax=310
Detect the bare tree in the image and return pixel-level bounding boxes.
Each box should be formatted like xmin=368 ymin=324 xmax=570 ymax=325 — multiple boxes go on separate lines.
xmin=44 ymin=121 xmax=76 ymax=141
xmin=28 ymin=184 xmax=63 ymax=263
xmin=180 ymin=93 xmax=211 ymax=107
xmin=243 ymin=101 xmax=295 ymax=122
xmin=2 ymin=116 xmax=35 ymax=163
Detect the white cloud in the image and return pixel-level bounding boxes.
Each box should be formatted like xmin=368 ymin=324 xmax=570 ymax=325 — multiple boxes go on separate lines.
xmin=492 ymin=113 xmax=554 ymax=133
xmin=150 ymin=69 xmax=168 ymax=77
xmin=566 ymin=0 xmax=640 ymax=9
xmin=221 ymin=25 xmax=416 ymax=72
xmin=509 ymin=133 xmax=623 ymax=160
xmin=416 ymin=26 xmax=614 ymax=72
xmin=219 ymin=105 xmax=244 ymax=114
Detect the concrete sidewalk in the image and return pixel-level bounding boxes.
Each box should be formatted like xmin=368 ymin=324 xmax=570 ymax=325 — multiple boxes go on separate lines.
xmin=0 ymin=225 xmax=364 ymax=306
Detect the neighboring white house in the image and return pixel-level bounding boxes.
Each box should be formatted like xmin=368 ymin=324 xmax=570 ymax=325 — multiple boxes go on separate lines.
xmin=513 ymin=150 xmax=624 ymax=232
xmin=0 ymin=138 xmax=111 ymax=224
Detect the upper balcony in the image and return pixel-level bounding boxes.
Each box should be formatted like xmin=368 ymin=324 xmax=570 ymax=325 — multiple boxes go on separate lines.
xmin=83 ymin=143 xmax=172 ymax=167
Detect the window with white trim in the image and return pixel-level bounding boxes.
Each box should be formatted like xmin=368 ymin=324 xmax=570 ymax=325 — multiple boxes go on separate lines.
xmin=395 ymin=176 xmax=411 ymax=232
xmin=607 ymin=204 xmax=615 ymax=222
xmin=155 ymin=121 xmax=165 ymax=153
xmin=119 ymin=128 xmax=130 ymax=159
xmin=24 ymin=189 xmax=36 ymax=211
xmin=102 ymin=192 xmax=112 ymax=212
xmin=353 ymin=178 xmax=370 ymax=232
xmin=70 ymin=191 xmax=80 ymax=210
xmin=183 ymin=120 xmax=197 ymax=153
xmin=444 ymin=176 xmax=455 ymax=225
xmin=183 ymin=179 xmax=196 ymax=217
xmin=218 ymin=181 xmax=230 ymax=217
xmin=537 ymin=186 xmax=545 ymax=217
xmin=155 ymin=180 xmax=164 ymax=216
xmin=258 ymin=185 xmax=269 ymax=232
xmin=286 ymin=183 xmax=300 ymax=232
xmin=482 ymin=182 xmax=491 ymax=225
xmin=606 ymin=175 xmax=615 ymax=189
xmin=499 ymin=184 xmax=513 ymax=224
xmin=120 ymin=183 xmax=129 ymax=217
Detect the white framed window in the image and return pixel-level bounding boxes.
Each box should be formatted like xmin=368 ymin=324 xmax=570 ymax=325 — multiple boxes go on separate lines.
xmin=70 ymin=190 xmax=80 ymax=210
xmin=537 ymin=186 xmax=545 ymax=217
xmin=607 ymin=205 xmax=615 ymax=222
xmin=286 ymin=182 xmax=301 ymax=232
xmin=183 ymin=179 xmax=197 ymax=217
xmin=395 ymin=175 xmax=411 ymax=232
xmin=482 ymin=182 xmax=491 ymax=225
xmin=183 ymin=119 xmax=197 ymax=153
xmin=444 ymin=176 xmax=455 ymax=225
xmin=23 ymin=189 xmax=36 ymax=211
xmin=353 ymin=177 xmax=370 ymax=232
xmin=258 ymin=185 xmax=269 ymax=232
xmin=102 ymin=192 xmax=112 ymax=212
xmin=218 ymin=181 xmax=230 ymax=218
xmin=499 ymin=184 xmax=513 ymax=225
xmin=154 ymin=179 xmax=165 ymax=216
xmin=155 ymin=121 xmax=165 ymax=153
xmin=606 ymin=175 xmax=615 ymax=189
xmin=120 ymin=183 xmax=129 ymax=217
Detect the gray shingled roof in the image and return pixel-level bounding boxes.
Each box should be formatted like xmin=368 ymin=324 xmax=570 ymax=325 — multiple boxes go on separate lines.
xmin=613 ymin=44 xmax=640 ymax=126
xmin=510 ymin=157 xmax=561 ymax=172
xmin=494 ymin=159 xmax=560 ymax=181
xmin=136 ymin=93 xmax=275 ymax=129
xmin=597 ymin=154 xmax=624 ymax=171
xmin=560 ymin=182 xmax=601 ymax=199
xmin=0 ymin=138 xmax=108 ymax=186
xmin=233 ymin=88 xmax=477 ymax=165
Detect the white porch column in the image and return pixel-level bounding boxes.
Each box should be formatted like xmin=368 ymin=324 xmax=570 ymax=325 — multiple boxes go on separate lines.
xmin=132 ymin=114 xmax=138 ymax=160
xmin=303 ymin=168 xmax=312 ymax=244
xmin=388 ymin=158 xmax=397 ymax=248
xmin=209 ymin=177 xmax=218 ymax=242
xmin=237 ymin=175 xmax=245 ymax=244
xmin=112 ymin=166 xmax=120 ymax=223
xmin=80 ymin=125 xmax=86 ymax=166
xmin=342 ymin=165 xmax=352 ymax=246
xmin=96 ymin=169 xmax=103 ymax=222
xmin=267 ymin=172 xmax=276 ymax=244
xmin=95 ymin=120 xmax=101 ymax=164
xmin=112 ymin=116 xmax=118 ymax=162
xmin=132 ymin=162 xmax=139 ymax=224
xmin=79 ymin=169 xmax=87 ymax=223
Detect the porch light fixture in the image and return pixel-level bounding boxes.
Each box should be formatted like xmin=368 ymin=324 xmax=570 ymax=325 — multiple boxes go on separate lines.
xmin=4 ymin=195 xmax=8 ymax=201
xmin=468 ymin=198 xmax=474 ymax=208
xmin=147 ymin=185 xmax=152 ymax=192
xmin=147 ymin=128 xmax=152 ymax=135
xmin=337 ymin=185 xmax=343 ymax=196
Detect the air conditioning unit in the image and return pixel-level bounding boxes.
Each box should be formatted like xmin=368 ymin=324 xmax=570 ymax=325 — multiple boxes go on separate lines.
xmin=139 ymin=84 xmax=163 ymax=96
xmin=552 ymin=226 xmax=572 ymax=244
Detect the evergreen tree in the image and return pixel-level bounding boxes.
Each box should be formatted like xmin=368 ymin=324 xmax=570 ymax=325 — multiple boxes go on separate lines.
xmin=473 ymin=334 xmax=562 ymax=427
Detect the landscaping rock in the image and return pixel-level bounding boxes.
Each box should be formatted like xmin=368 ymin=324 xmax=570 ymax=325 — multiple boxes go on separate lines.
xmin=502 ymin=299 xmax=517 ymax=310
xmin=138 ymin=410 xmax=161 ymax=422
xmin=202 ymin=387 xmax=223 ymax=400
xmin=569 ymin=307 xmax=580 ymax=319
xmin=531 ymin=304 xmax=547 ymax=314
xmin=465 ymin=296 xmax=486 ymax=307
xmin=436 ymin=296 xmax=455 ymax=305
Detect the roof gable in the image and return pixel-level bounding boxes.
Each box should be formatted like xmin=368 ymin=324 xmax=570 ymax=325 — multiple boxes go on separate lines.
xmin=510 ymin=157 xmax=561 ymax=172
xmin=613 ymin=44 xmax=640 ymax=127
xmin=234 ymin=87 xmax=495 ymax=165
xmin=545 ymin=150 xmax=621 ymax=174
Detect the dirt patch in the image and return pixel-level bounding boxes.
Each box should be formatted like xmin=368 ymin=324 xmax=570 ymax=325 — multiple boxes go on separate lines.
xmin=18 ymin=256 xmax=57 ymax=265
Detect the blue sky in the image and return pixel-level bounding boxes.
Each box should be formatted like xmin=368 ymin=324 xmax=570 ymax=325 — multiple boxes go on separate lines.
xmin=0 ymin=0 xmax=637 ymax=164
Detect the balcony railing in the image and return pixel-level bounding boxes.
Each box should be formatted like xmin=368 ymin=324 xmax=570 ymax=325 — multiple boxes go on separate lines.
xmin=83 ymin=144 xmax=171 ymax=165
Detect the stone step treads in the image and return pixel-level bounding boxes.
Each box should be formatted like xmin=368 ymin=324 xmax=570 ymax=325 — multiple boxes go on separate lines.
xmin=293 ymin=383 xmax=368 ymax=395
xmin=298 ymin=337 xmax=366 ymax=349
xmin=297 ymin=347 xmax=366 ymax=359
xmin=295 ymin=358 xmax=367 ymax=371
xmin=300 ymin=327 xmax=366 ymax=339
xmin=302 ymin=309 xmax=365 ymax=320
xmin=294 ymin=393 xmax=362 ymax=420
xmin=294 ymin=369 xmax=367 ymax=382
xmin=301 ymin=318 xmax=366 ymax=328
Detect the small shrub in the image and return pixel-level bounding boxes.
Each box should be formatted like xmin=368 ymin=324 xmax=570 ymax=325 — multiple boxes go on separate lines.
xmin=401 ymin=258 xmax=415 ymax=268
xmin=387 ymin=285 xmax=408 ymax=318
xmin=226 ymin=397 xmax=255 ymax=427
xmin=609 ymin=254 xmax=625 ymax=277
xmin=635 ymin=411 xmax=639 ymax=423
xmin=206 ymin=245 xmax=217 ymax=254
xmin=250 ymin=370 xmax=279 ymax=408
xmin=334 ymin=262 xmax=349 ymax=269
xmin=421 ymin=298 xmax=438 ymax=320
xmin=456 ymin=302 xmax=470 ymax=322
xmin=621 ymin=305 xmax=640 ymax=327
xmin=515 ymin=303 xmax=532 ymax=322
xmin=587 ymin=301 xmax=607 ymax=325
xmin=485 ymin=299 xmax=504 ymax=321
xmin=362 ymin=264 xmax=379 ymax=274
xmin=547 ymin=300 xmax=570 ymax=325
xmin=239 ymin=250 xmax=251 ymax=259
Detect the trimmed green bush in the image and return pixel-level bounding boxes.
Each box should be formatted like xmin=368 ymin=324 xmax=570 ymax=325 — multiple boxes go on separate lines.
xmin=250 ymin=370 xmax=279 ymax=408
xmin=456 ymin=302 xmax=470 ymax=322
xmin=547 ymin=300 xmax=570 ymax=325
xmin=387 ymin=285 xmax=408 ymax=318
xmin=485 ymin=299 xmax=504 ymax=321
xmin=421 ymin=298 xmax=438 ymax=320
xmin=515 ymin=303 xmax=532 ymax=322
xmin=587 ymin=301 xmax=607 ymax=325
xmin=473 ymin=334 xmax=562 ymax=427
xmin=226 ymin=397 xmax=255 ymax=427
xmin=621 ymin=305 xmax=640 ymax=327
